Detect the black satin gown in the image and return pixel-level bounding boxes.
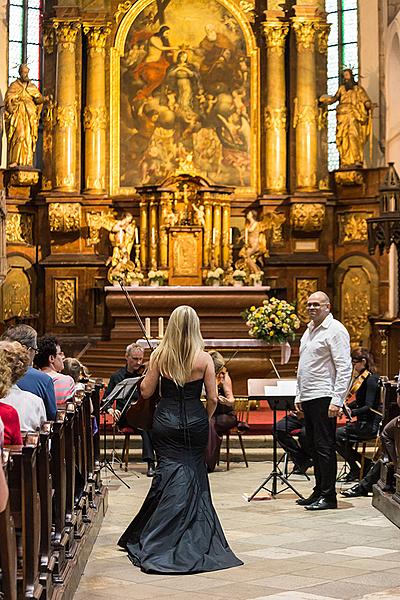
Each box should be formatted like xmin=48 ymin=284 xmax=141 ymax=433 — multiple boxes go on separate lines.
xmin=118 ymin=377 xmax=243 ymax=574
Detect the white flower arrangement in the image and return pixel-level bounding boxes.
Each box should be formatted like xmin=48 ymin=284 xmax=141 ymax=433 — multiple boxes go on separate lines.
xmin=249 ymin=272 xmax=263 ymax=285
xmin=148 ymin=270 xmax=168 ymax=284
xmin=206 ymin=267 xmax=224 ymax=281
xmin=233 ymin=269 xmax=247 ymax=282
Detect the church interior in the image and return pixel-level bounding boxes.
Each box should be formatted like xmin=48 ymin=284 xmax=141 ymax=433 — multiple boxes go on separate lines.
xmin=3 ymin=0 xmax=400 ymax=598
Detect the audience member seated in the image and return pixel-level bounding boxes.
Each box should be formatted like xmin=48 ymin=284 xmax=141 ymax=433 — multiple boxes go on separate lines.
xmin=276 ymin=410 xmax=313 ymax=474
xmin=0 ymin=341 xmax=46 ymax=432
xmin=0 ymin=352 xmax=22 ymax=445
xmin=1 ymin=325 xmax=56 ymax=420
xmin=105 ymin=343 xmax=155 ymax=477
xmin=336 ymin=348 xmax=381 ymax=482
xmin=34 ymin=335 xmax=75 ymax=405
xmin=63 ymin=357 xmax=90 ymax=393
xmin=0 ymin=417 xmax=9 ymax=513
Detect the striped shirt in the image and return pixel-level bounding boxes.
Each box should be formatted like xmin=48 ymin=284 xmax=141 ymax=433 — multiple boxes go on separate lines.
xmin=48 ymin=372 xmax=75 ymax=405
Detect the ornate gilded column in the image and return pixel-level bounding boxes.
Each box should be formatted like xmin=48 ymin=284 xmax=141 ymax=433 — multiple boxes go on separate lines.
xmin=204 ymin=200 xmax=213 ymax=268
xmin=140 ymin=201 xmax=148 ymax=269
xmin=149 ymin=200 xmax=158 ymax=268
xmin=53 ymin=20 xmax=80 ymax=192
xmin=292 ymin=17 xmax=318 ymax=192
xmin=159 ymin=194 xmax=170 ymax=269
xmin=83 ymin=23 xmax=110 ymax=194
xmin=221 ymin=202 xmax=231 ymax=269
xmin=263 ymin=17 xmax=289 ymax=194
xmin=213 ymin=203 xmax=222 ymax=267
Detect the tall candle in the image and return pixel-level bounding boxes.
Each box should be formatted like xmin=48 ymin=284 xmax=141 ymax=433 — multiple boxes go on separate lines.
xmin=135 ymin=227 xmax=139 ymax=244
xmin=145 ymin=317 xmax=151 ymax=338
xmin=158 ymin=317 xmax=164 ymax=339
xmin=229 ymin=227 xmax=233 ymax=245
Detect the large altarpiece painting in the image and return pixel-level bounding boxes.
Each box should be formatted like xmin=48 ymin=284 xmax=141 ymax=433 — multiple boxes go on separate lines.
xmin=110 ymin=0 xmax=259 ymax=196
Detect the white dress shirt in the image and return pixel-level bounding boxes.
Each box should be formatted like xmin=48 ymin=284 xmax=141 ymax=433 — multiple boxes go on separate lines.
xmin=295 ymin=313 xmax=352 ymax=407
xmin=2 ymin=384 xmax=46 ymax=432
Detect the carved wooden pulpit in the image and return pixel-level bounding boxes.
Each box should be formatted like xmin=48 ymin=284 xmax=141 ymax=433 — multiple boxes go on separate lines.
xmin=168 ymin=227 xmax=202 ymax=285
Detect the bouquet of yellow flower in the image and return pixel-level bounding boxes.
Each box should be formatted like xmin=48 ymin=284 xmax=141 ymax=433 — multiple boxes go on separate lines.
xmin=243 ymin=297 xmax=301 ymax=343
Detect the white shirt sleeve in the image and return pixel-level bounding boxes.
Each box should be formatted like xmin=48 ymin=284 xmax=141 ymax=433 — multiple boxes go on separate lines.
xmin=328 ymin=329 xmax=352 ymax=407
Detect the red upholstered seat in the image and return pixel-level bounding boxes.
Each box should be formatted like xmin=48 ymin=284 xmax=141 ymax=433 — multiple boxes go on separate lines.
xmin=119 ymin=426 xmax=136 ymax=435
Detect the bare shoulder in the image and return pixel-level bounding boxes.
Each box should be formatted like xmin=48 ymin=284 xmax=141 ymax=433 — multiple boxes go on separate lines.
xmin=191 ymin=350 xmax=212 ymax=375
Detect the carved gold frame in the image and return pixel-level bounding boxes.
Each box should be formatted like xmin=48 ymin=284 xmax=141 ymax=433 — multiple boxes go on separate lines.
xmin=109 ymin=0 xmax=260 ymax=197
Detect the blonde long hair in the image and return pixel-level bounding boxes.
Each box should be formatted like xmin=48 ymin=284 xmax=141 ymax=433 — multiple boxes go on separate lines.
xmin=150 ymin=305 xmax=204 ymax=387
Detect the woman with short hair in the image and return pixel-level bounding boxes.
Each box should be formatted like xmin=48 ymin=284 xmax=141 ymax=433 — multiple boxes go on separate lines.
xmin=118 ymin=305 xmax=242 ymax=574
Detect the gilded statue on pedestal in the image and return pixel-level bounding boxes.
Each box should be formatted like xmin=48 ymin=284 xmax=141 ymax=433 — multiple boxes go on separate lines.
xmin=237 ymin=210 xmax=270 ymax=275
xmin=4 ymin=64 xmax=45 ymax=167
xmin=320 ymin=69 xmax=372 ymax=168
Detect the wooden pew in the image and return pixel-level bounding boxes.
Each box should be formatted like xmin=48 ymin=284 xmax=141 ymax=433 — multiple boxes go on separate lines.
xmin=50 ymin=412 xmax=69 ymax=585
xmin=0 ymin=448 xmax=17 ymax=600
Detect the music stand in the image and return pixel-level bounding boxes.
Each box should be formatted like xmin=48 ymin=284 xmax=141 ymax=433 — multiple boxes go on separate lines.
xmin=246 ymin=379 xmax=304 ymax=502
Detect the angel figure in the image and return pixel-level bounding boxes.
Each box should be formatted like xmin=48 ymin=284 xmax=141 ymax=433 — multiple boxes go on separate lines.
xmin=237 ymin=210 xmax=270 ymax=274
xmin=107 ymin=213 xmax=136 ymax=267
xmin=192 ymin=203 xmax=206 ymax=227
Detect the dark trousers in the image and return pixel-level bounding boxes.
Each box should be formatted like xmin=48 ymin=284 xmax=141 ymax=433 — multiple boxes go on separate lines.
xmin=336 ymin=422 xmax=377 ymax=474
xmin=140 ymin=430 xmax=155 ymax=464
xmin=359 ymin=460 xmax=381 ymax=493
xmin=302 ymin=397 xmax=337 ymax=500
xmin=276 ymin=414 xmax=312 ymax=468
xmin=381 ymin=416 xmax=400 ymax=463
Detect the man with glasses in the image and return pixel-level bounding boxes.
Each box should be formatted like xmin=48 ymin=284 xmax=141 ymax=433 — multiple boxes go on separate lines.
xmin=34 ymin=335 xmax=75 ymax=405
xmin=295 ymin=291 xmax=352 ymax=510
xmin=2 ymin=325 xmax=57 ymax=420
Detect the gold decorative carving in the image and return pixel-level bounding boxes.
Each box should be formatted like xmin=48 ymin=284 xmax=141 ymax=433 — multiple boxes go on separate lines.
xmin=54 ymin=103 xmax=77 ymax=129
xmin=292 ymin=19 xmax=316 ymax=51
xmin=49 ymin=203 xmax=81 ymax=232
xmin=239 ymin=0 xmax=255 ymax=20
xmin=0 ymin=191 xmax=6 ymax=283
xmin=54 ymin=279 xmax=76 ymax=325
xmin=8 ymin=169 xmax=39 ymax=186
xmin=338 ymin=212 xmax=372 ymax=244
xmin=172 ymin=232 xmax=200 ymax=277
xmin=86 ymin=211 xmax=116 ymax=246
xmin=316 ymin=22 xmax=330 ymax=54
xmin=296 ymin=278 xmax=318 ymax=323
xmin=2 ymin=268 xmax=30 ymax=320
xmin=293 ymin=99 xmax=318 ymax=128
xmin=265 ymin=107 xmax=287 ymax=130
xmin=262 ymin=21 xmax=289 ymax=55
xmin=114 ymin=0 xmax=133 ymax=23
xmin=6 ymin=213 xmax=33 ymax=245
xmin=43 ymin=24 xmax=55 ymax=54
xmin=83 ymin=23 xmax=111 ymax=54
xmin=342 ymin=272 xmax=370 ymax=344
xmin=335 ymin=170 xmax=365 ymax=186
xmin=53 ymin=20 xmax=80 ymax=52
xmin=83 ymin=106 xmax=108 ymax=131
xmin=290 ymin=203 xmax=325 ymax=232
xmin=262 ymin=211 xmax=286 ymax=244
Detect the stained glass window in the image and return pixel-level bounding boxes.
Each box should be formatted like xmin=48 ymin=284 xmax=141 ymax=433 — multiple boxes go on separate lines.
xmin=8 ymin=0 xmax=42 ymax=87
xmin=325 ymin=0 xmax=359 ymax=171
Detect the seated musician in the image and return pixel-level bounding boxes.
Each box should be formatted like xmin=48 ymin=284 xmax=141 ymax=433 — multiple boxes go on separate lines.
xmin=0 ymin=341 xmax=46 ymax=432
xmin=336 ymin=348 xmax=381 ymax=482
xmin=209 ymin=351 xmax=237 ymax=436
xmin=105 ymin=343 xmax=155 ymax=477
xmin=276 ymin=411 xmax=313 ymax=475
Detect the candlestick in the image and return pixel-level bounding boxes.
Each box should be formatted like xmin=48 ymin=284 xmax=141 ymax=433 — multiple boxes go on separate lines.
xmin=145 ymin=317 xmax=151 ymax=339
xmin=158 ymin=317 xmax=164 ymax=339
xmin=135 ymin=227 xmax=139 ymax=245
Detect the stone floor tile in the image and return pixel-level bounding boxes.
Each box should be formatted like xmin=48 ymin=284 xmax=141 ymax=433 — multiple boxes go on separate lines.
xmin=327 ymin=546 xmax=399 ymax=558
xmin=304 ymin=581 xmax=383 ymax=600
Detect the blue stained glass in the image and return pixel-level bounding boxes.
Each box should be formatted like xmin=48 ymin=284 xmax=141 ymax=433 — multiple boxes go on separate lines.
xmin=326 ymin=0 xmax=338 ymax=13
xmin=342 ymin=9 xmax=358 ymax=43
xmin=9 ymin=5 xmax=23 ymax=41
xmin=26 ymin=45 xmax=39 ymax=80
xmin=27 ymin=8 xmax=40 ymax=45
xmin=342 ymin=0 xmax=357 ymax=9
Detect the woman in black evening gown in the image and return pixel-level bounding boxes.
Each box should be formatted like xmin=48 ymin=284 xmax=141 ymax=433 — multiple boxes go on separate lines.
xmin=118 ymin=305 xmax=242 ymax=574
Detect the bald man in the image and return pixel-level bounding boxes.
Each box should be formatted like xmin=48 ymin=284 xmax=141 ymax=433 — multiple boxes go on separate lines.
xmin=295 ymin=291 xmax=352 ymax=510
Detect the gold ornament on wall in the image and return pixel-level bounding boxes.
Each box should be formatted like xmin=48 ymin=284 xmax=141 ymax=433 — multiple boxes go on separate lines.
xmin=315 ymin=22 xmax=330 ymax=54
xmin=114 ymin=0 xmax=133 ymax=23
xmin=6 ymin=213 xmax=33 ymax=245
xmin=292 ymin=19 xmax=316 ymax=51
xmin=83 ymin=23 xmax=111 ymax=55
xmin=43 ymin=23 xmax=55 ymax=54
xmin=49 ymin=203 xmax=81 ymax=232
xmin=293 ymin=99 xmax=318 ymax=129
xmin=2 ymin=268 xmax=30 ymax=320
xmin=54 ymin=103 xmax=77 ymax=130
xmin=86 ymin=210 xmax=117 ymax=246
xmin=54 ymin=279 xmax=76 ymax=325
xmin=291 ymin=203 xmax=325 ymax=232
xmin=262 ymin=21 xmax=289 ymax=55
xmin=296 ymin=278 xmax=318 ymax=323
xmin=265 ymin=107 xmax=287 ymax=131
xmin=83 ymin=106 xmax=108 ymax=131
xmin=239 ymin=0 xmax=255 ymax=21
xmin=262 ymin=211 xmax=286 ymax=244
xmin=53 ymin=20 xmax=80 ymax=52
xmin=338 ymin=212 xmax=372 ymax=244
xmin=342 ymin=273 xmax=370 ymax=344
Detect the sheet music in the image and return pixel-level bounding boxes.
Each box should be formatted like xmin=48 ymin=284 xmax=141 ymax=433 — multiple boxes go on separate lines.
xmin=264 ymin=379 xmax=297 ymax=397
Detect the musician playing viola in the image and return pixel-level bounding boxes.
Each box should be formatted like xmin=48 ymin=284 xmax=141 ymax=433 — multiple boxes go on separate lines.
xmin=105 ymin=343 xmax=156 ymax=477
xmin=336 ymin=348 xmax=381 ymax=482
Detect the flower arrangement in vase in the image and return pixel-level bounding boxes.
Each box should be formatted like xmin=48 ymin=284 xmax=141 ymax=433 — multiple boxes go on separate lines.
xmin=148 ymin=270 xmax=168 ymax=286
xmin=243 ymin=297 xmax=301 ymax=343
xmin=232 ymin=269 xmax=247 ymax=286
xmin=205 ymin=267 xmax=224 ymax=286
xmin=249 ymin=271 xmax=263 ymax=286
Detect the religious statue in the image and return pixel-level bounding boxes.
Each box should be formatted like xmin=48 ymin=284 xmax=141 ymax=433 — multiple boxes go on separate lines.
xmin=106 ymin=213 xmax=138 ymax=285
xmin=236 ymin=210 xmax=270 ymax=275
xmin=192 ymin=203 xmax=206 ymax=227
xmin=4 ymin=64 xmax=45 ymax=167
xmin=320 ymin=69 xmax=373 ymax=168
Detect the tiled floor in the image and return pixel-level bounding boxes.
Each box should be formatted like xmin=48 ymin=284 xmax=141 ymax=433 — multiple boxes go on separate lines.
xmin=74 ymin=462 xmax=400 ymax=600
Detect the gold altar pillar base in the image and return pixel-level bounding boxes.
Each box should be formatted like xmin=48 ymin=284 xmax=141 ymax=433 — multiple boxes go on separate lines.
xmin=4 ymin=167 xmax=41 ymax=201
xmin=334 ymin=169 xmax=365 ymax=187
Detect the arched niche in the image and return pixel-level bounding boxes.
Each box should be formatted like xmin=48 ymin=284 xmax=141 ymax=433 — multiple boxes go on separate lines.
xmin=109 ymin=0 xmax=259 ymax=197
xmin=0 ymin=255 xmax=34 ymax=322
xmin=334 ymin=255 xmax=379 ymax=347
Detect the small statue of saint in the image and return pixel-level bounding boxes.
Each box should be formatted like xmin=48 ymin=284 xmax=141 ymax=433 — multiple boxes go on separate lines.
xmin=107 ymin=213 xmax=136 ymax=266
xmin=320 ymin=69 xmax=373 ymax=169
xmin=237 ymin=210 xmax=269 ymax=275
xmin=4 ymin=64 xmax=45 ymax=167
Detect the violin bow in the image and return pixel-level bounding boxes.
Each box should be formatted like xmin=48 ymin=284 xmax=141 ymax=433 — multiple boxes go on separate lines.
xmin=118 ymin=280 xmax=154 ymax=352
